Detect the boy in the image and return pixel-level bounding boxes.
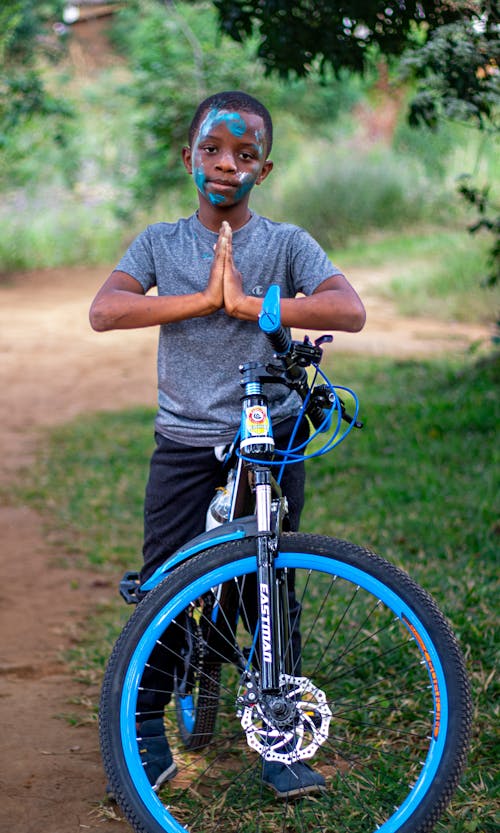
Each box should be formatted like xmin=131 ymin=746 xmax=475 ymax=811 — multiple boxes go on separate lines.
xmin=90 ymin=90 xmax=365 ymax=797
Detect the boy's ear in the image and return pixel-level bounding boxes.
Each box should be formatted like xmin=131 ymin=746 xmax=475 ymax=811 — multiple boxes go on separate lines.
xmin=256 ymin=159 xmax=273 ymax=185
xmin=182 ymin=146 xmax=192 ymax=174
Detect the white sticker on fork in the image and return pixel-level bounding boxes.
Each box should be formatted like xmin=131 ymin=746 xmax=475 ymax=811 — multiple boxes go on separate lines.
xmin=245 ymin=405 xmax=270 ymax=437
xmin=259 ymin=583 xmax=272 ymax=663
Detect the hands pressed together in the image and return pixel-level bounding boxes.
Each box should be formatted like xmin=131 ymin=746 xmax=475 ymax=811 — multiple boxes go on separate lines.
xmin=90 ymin=219 xmax=366 ymax=333
xmin=204 ymin=221 xmax=246 ymax=317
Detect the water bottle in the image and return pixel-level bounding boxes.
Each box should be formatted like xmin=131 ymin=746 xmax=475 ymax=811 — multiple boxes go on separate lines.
xmin=206 ymin=468 xmax=236 ymax=530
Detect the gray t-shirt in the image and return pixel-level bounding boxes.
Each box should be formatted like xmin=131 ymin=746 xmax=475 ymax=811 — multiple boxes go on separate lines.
xmin=116 ymin=212 xmax=341 ymax=446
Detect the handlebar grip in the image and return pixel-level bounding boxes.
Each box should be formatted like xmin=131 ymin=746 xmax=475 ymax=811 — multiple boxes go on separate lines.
xmin=266 ymin=325 xmax=291 ymax=355
xmin=259 ymin=285 xmax=291 ymax=355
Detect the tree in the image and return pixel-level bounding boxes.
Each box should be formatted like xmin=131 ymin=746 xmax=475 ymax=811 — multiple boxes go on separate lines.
xmin=209 ymin=0 xmax=465 ymax=77
xmin=0 ymin=1 xmax=70 ymax=131
xmin=401 ymin=4 xmax=499 ymax=287
xmin=209 ymin=0 xmax=499 ymax=288
xmin=403 ymin=5 xmax=499 ymax=131
xmin=0 ymin=1 xmax=73 ymax=184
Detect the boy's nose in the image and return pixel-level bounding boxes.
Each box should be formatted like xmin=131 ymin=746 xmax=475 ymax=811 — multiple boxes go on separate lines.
xmin=216 ymin=151 xmax=237 ymax=171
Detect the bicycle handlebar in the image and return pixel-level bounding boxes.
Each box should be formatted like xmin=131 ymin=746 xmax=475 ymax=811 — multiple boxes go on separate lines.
xmin=258 ymin=286 xmax=334 ymax=430
xmin=258 ymin=285 xmax=291 ymax=355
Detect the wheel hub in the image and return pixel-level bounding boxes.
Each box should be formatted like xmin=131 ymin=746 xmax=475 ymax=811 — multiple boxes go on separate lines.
xmin=238 ymin=673 xmax=332 ymax=762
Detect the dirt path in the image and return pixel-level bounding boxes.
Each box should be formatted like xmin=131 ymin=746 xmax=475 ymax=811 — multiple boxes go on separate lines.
xmin=0 ymin=265 xmax=491 ymax=832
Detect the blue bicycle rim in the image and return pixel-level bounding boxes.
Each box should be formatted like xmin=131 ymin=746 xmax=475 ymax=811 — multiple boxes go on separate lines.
xmin=119 ymin=552 xmax=449 ymax=833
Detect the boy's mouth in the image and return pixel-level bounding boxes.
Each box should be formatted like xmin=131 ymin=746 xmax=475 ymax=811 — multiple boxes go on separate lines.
xmin=209 ymin=179 xmax=238 ymax=190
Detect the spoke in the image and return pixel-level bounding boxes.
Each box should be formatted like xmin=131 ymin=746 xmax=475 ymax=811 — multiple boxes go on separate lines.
xmin=320 ymin=636 xmax=415 ymax=688
xmin=324 ymin=654 xmax=426 ymax=705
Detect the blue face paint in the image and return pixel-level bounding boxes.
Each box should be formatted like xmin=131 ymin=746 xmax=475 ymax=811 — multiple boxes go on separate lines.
xmin=255 ymin=129 xmax=266 ymax=158
xmin=219 ymin=112 xmax=246 ymax=137
xmin=191 ymin=108 xmax=266 ymax=205
xmin=193 ymin=166 xmax=206 ymax=194
xmin=234 ymin=172 xmax=256 ymax=201
xmin=197 ymin=109 xmax=247 ymax=139
xmin=194 ymin=165 xmax=226 ymax=205
xmin=208 ymin=193 xmax=226 ymax=205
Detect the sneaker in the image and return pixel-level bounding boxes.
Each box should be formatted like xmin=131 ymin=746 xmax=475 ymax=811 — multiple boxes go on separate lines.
xmin=262 ymin=759 xmax=326 ymax=798
xmin=138 ymin=718 xmax=178 ymax=790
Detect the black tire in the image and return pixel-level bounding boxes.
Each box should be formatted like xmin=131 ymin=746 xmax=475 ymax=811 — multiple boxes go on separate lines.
xmin=173 ymin=596 xmax=222 ymax=749
xmin=99 ymin=534 xmax=471 ymax=833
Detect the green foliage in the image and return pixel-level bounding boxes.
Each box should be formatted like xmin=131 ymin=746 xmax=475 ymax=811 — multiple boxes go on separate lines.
xmin=458 ymin=175 xmax=500 ymax=288
xmin=209 ymin=0 xmax=464 ymax=77
xmin=334 ymin=228 xmax=499 ymax=324
xmin=388 ymin=240 xmax=498 ymax=320
xmin=402 ymin=14 xmax=500 ymax=132
xmin=400 ymin=3 xmax=500 ymax=308
xmin=109 ymin=0 xmax=365 ymax=206
xmin=393 ymin=117 xmax=461 ymax=180
xmin=253 ymin=139 xmax=449 ymax=248
xmin=0 ymin=189 xmax=125 ymax=272
xmin=0 ymin=1 xmax=74 ymax=179
xmin=0 ymin=0 xmax=63 ymax=65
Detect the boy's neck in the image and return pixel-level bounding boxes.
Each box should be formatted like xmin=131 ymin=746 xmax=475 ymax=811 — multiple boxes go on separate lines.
xmin=196 ymin=200 xmax=254 ymax=232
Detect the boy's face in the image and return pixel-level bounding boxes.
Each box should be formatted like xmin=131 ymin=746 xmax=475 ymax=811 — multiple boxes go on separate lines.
xmin=183 ymin=109 xmax=273 ymax=209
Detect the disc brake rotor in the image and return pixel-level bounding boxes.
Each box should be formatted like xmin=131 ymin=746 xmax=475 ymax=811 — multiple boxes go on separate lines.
xmin=238 ymin=673 xmax=332 ymax=763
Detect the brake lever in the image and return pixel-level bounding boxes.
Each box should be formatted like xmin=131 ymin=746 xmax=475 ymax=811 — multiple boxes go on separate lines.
xmin=314 ymin=335 xmax=333 ymax=348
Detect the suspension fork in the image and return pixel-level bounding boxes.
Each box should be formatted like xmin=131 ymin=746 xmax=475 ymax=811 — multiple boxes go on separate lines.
xmin=253 ymin=468 xmax=282 ymax=693
xmin=239 ymin=363 xmax=288 ymax=694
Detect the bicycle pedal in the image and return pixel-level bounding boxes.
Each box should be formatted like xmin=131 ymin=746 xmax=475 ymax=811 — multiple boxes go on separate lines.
xmin=119 ymin=571 xmax=142 ymax=604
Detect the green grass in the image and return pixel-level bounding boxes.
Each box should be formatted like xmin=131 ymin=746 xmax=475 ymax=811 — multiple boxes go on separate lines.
xmin=333 ymin=227 xmax=500 ymax=324
xmin=23 ymin=351 xmax=499 ymax=830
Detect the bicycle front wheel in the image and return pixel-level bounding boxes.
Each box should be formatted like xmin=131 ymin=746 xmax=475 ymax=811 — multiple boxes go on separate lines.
xmin=99 ymin=533 xmax=471 ymax=833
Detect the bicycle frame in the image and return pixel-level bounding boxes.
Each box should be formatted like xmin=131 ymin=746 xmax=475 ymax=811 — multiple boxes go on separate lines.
xmin=140 ymin=284 xmax=360 ymax=697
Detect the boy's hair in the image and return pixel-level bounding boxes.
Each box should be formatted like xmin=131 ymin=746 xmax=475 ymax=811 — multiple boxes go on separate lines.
xmin=188 ymin=91 xmax=273 ymax=154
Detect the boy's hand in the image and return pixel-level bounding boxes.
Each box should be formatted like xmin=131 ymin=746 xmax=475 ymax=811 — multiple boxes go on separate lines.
xmin=220 ymin=222 xmax=246 ymax=316
xmin=203 ymin=224 xmax=228 ymax=311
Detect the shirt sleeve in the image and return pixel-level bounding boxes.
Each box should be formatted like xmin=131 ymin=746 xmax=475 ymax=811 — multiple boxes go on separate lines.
xmin=289 ymin=228 xmax=343 ymax=296
xmin=114 ymin=226 xmax=157 ymax=293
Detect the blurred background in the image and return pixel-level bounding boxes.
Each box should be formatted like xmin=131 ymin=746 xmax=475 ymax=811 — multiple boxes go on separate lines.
xmin=0 ymin=5 xmax=498 ymax=830
xmin=1 ymin=0 xmax=498 ymax=329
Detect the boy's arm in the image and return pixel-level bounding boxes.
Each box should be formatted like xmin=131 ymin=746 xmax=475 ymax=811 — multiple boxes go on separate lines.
xmin=280 ymin=274 xmax=366 ymax=332
xmin=227 ymin=274 xmax=366 ymax=333
xmin=89 ymin=271 xmax=221 ymax=331
xmin=221 ymin=224 xmax=366 ymax=333
xmin=89 ymin=233 xmax=228 ymax=332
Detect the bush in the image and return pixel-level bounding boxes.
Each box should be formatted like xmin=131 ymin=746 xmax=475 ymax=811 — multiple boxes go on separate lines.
xmin=253 ymin=140 xmax=450 ymax=248
xmin=0 ymin=187 xmax=124 ymax=272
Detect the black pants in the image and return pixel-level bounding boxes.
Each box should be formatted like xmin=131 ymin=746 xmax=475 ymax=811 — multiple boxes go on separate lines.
xmin=137 ymin=417 xmax=308 ymax=720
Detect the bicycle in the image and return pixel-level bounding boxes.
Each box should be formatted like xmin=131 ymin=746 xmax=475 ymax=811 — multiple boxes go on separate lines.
xmin=99 ymin=285 xmax=472 ymax=833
